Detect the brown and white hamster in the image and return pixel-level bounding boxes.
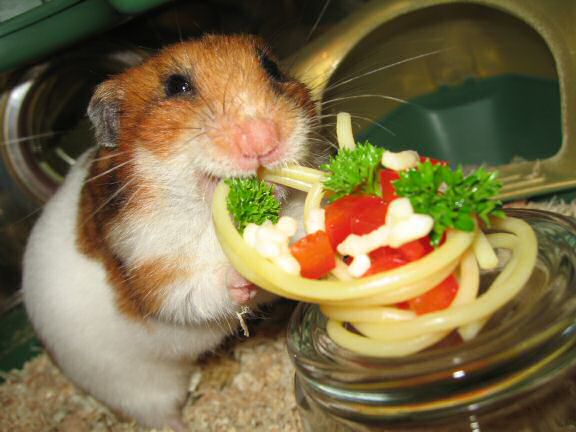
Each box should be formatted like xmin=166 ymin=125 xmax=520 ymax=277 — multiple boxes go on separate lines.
xmin=22 ymin=34 xmax=316 ymax=430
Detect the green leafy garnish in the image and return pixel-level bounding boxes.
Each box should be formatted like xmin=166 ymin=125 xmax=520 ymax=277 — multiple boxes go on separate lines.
xmin=321 ymin=141 xmax=384 ymax=201
xmin=394 ymin=160 xmax=505 ymax=246
xmin=225 ymin=177 xmax=280 ymax=233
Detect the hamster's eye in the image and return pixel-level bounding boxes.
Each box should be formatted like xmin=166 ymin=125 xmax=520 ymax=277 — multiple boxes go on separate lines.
xmin=259 ymin=52 xmax=287 ymax=83
xmin=165 ymin=74 xmax=195 ymax=97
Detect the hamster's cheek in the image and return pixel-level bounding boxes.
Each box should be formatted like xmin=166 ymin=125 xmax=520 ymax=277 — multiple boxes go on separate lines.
xmin=127 ymin=99 xmax=206 ymax=158
xmin=130 ymin=147 xmax=201 ymax=199
xmin=276 ymin=112 xmax=312 ymax=164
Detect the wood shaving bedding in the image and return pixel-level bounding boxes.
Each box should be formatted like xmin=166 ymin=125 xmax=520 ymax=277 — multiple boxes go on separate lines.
xmin=0 ymin=302 xmax=301 ymax=432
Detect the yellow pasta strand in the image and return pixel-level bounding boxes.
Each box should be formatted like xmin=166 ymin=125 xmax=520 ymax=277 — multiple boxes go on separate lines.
xmin=473 ymin=230 xmax=499 ymax=269
xmin=336 ymin=112 xmax=356 ymax=150
xmin=303 ymin=182 xmax=325 ymax=229
xmin=327 ymin=321 xmax=449 ymax=357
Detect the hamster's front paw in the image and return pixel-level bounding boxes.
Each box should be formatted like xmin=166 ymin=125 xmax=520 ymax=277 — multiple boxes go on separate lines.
xmin=226 ymin=267 xmax=259 ymax=304
xmin=167 ymin=417 xmax=190 ymax=432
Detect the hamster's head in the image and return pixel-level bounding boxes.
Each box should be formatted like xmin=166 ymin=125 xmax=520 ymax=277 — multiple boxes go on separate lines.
xmin=81 ymin=36 xmax=317 ymax=326
xmin=88 ymin=35 xmax=317 ymax=192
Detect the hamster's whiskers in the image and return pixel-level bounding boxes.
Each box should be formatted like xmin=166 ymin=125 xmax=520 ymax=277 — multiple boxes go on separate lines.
xmin=329 ymin=48 xmax=449 ymax=91
xmin=312 ymin=112 xmax=395 ymax=137
xmin=85 ymin=159 xmax=133 ymax=183
xmin=306 ymin=137 xmax=338 ymax=153
xmin=90 ymin=150 xmax=129 ymax=163
xmin=319 ymin=94 xmax=413 ymax=109
xmin=80 ymin=177 xmax=137 ymax=226
xmin=0 ymin=130 xmax=65 ymax=147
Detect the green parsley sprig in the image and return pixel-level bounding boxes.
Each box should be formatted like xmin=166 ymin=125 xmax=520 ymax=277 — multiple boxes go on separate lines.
xmin=225 ymin=177 xmax=280 ymax=233
xmin=321 ymin=141 xmax=384 ymax=201
xmin=394 ymin=160 xmax=505 ymax=246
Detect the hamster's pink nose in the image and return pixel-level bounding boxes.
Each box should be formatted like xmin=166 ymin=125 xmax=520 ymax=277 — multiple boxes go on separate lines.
xmin=235 ymin=118 xmax=279 ymax=157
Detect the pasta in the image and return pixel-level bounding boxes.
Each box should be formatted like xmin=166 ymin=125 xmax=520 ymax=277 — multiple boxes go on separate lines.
xmin=212 ymin=114 xmax=538 ymax=357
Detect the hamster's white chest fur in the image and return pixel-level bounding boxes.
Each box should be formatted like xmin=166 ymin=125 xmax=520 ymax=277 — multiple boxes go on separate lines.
xmin=22 ymin=151 xmax=232 ymax=428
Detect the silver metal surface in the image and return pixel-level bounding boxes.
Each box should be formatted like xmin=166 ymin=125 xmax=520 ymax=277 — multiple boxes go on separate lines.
xmin=0 ymin=47 xmax=141 ymax=309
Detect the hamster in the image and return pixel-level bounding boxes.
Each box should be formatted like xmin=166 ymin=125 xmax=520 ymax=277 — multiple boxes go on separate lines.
xmin=22 ymin=34 xmax=317 ymax=430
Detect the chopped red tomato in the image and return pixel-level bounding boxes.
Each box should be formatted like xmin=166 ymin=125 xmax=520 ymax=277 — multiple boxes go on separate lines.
xmin=380 ymin=169 xmax=400 ymax=202
xmin=325 ymin=195 xmax=366 ymax=249
xmin=365 ymin=237 xmax=434 ymax=277
xmin=325 ymin=195 xmax=386 ymax=249
xmin=290 ymin=231 xmax=336 ymax=279
xmin=407 ymin=275 xmax=459 ymax=315
xmin=398 ymin=238 xmax=433 ymax=261
xmin=364 ymin=247 xmax=408 ymax=276
xmin=420 ymin=156 xmax=448 ymax=166
xmin=350 ymin=198 xmax=388 ymax=236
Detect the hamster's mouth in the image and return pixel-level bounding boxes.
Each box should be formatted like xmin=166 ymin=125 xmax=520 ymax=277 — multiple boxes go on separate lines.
xmin=203 ymin=143 xmax=296 ymax=197
xmin=235 ymin=145 xmax=283 ymax=172
xmin=257 ymin=145 xmax=283 ymax=166
xmin=199 ymin=168 xmax=286 ymax=204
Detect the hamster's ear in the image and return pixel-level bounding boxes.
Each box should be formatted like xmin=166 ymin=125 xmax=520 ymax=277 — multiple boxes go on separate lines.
xmin=88 ymin=80 xmax=123 ymax=149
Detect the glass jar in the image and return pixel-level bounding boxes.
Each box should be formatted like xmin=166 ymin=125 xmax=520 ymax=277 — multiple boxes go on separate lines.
xmin=287 ymin=209 xmax=576 ymax=431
